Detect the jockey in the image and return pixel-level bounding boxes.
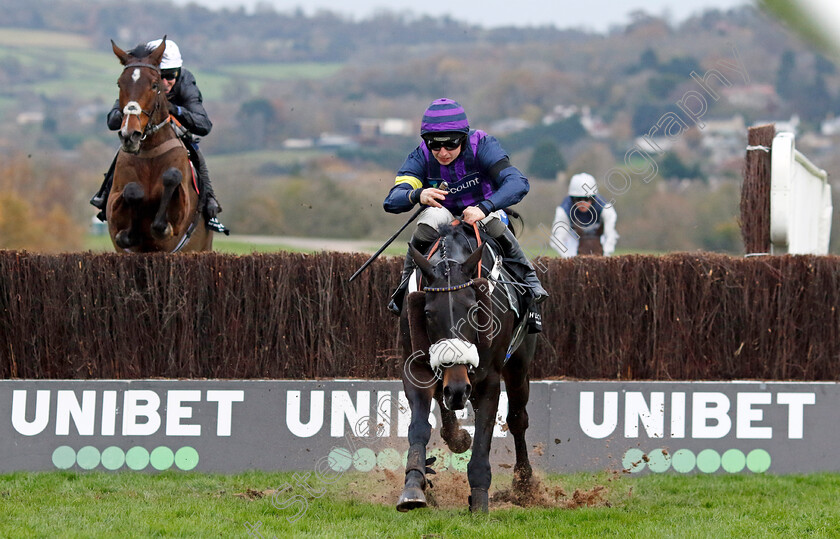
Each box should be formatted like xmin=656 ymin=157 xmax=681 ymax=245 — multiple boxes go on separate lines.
xmin=384 ymin=97 xmax=549 ymax=315
xmin=551 ymin=173 xmax=618 ymax=257
xmin=90 ymin=38 xmax=222 ymax=228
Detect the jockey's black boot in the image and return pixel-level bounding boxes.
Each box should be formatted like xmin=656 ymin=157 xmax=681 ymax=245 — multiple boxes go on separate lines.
xmin=496 ymin=228 xmax=549 ymax=303
xmin=90 ymin=154 xmax=118 ymax=222
xmin=190 ymin=144 xmax=221 ymax=221
xmin=388 ymin=236 xmax=433 ymax=316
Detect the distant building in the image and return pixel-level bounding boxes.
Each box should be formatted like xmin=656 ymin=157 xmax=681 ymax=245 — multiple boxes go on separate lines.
xmin=543 ymin=104 xmax=610 ymax=138
xmin=488 ymin=117 xmax=531 ymax=136
xmin=723 ymin=84 xmax=778 ymax=110
xmin=703 ymin=115 xmax=746 ymax=137
xmin=702 ymin=115 xmax=747 ymax=166
xmin=356 ymin=118 xmax=414 ymax=139
xmin=753 ymin=115 xmax=799 ymax=136
xmin=316 ymin=133 xmax=357 ymax=149
xmin=281 ymin=138 xmax=315 ymax=149
xmin=16 ymin=111 xmax=45 ymax=125
xmin=821 ymin=116 xmax=840 ymax=136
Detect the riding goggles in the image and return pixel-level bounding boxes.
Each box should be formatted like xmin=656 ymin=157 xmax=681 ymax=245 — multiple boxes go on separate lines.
xmin=424 ymin=135 xmax=465 ymax=151
xmin=161 ymin=69 xmax=180 ymax=81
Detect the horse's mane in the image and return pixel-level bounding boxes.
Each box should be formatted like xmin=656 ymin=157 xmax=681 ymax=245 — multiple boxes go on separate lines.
xmin=436 ymin=223 xmax=457 ymax=239
xmin=433 ymin=222 xmax=498 ymax=268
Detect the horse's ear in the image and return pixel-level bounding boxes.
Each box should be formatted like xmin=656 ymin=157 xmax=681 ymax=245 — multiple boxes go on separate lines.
xmin=406 ymin=291 xmax=431 ymax=354
xmin=148 ymin=37 xmax=167 ymax=67
xmin=461 ymin=243 xmax=485 ymax=278
xmin=409 ymin=244 xmax=435 ymax=281
xmin=471 ymin=277 xmax=494 ymax=350
xmin=112 ymin=40 xmax=130 ymax=65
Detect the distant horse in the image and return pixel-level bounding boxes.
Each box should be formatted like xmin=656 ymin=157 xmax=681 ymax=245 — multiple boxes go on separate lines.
xmin=108 ymin=38 xmax=212 ymax=252
xmin=397 ymin=223 xmax=536 ymax=513
xmin=574 ymin=222 xmax=604 ymax=255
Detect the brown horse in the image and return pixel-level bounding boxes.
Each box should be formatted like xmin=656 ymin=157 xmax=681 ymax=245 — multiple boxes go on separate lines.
xmin=574 ymin=222 xmax=604 ymax=255
xmin=397 ymin=223 xmax=536 ymax=513
xmin=108 ymin=38 xmax=212 ymax=252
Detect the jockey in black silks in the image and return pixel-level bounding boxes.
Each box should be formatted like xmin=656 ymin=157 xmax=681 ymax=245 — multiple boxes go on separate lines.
xmin=383 ymin=98 xmax=548 ymax=322
xmin=90 ymin=38 xmax=226 ymax=233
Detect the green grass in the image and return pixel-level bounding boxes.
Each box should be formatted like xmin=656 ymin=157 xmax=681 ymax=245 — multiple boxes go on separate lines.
xmin=83 ymin=234 xmax=317 ymax=255
xmin=82 ymin=232 xmax=657 ymax=258
xmin=2 ymin=471 xmax=839 ymax=537
xmin=81 ymin=233 xmax=406 ymax=256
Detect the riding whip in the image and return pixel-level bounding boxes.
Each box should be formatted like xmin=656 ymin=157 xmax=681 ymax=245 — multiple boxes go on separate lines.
xmin=348 ymin=182 xmax=447 ymax=282
xmin=348 ymin=205 xmax=424 ymax=282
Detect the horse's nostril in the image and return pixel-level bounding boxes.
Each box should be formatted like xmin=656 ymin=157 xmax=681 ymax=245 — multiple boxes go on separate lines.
xmin=443 ymin=386 xmax=452 ymax=400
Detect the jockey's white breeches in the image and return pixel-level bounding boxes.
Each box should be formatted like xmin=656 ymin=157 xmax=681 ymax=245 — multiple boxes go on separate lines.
xmin=415 ymin=207 xmax=508 ymax=242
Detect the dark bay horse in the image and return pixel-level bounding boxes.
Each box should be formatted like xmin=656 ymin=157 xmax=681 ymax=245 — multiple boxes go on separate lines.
xmin=108 ymin=38 xmax=212 ymax=252
xmin=397 ymin=223 xmax=536 ymax=513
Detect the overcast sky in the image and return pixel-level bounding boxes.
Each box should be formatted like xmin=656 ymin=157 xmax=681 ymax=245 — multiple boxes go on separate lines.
xmin=170 ymin=0 xmax=753 ymax=32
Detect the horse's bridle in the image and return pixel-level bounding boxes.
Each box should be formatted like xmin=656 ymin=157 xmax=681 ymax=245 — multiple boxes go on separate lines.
xmin=119 ymin=62 xmax=168 ymax=140
xmin=422 ymin=221 xmax=484 ymax=295
xmin=423 ymin=273 xmax=475 ymax=293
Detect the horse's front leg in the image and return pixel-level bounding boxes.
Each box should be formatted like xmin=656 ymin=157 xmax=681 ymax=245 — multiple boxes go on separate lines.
xmin=113 ymin=182 xmax=144 ymax=249
xmin=151 ymin=167 xmax=182 ymax=240
xmin=467 ymin=373 xmax=501 ymax=513
xmin=397 ymin=360 xmax=436 ymax=512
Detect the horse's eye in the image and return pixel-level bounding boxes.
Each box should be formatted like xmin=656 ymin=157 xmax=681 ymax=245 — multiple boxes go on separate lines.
xmin=425 ymin=310 xmax=433 ymax=319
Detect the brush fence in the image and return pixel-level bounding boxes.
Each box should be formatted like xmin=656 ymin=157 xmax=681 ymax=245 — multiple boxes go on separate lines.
xmin=2 ymin=250 xmax=840 ymax=381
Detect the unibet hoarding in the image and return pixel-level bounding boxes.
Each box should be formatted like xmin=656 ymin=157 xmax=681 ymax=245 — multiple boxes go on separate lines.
xmin=1 ymin=380 xmax=834 ymax=475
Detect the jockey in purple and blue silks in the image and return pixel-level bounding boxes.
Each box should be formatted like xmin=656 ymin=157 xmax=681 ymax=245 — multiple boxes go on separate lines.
xmin=383 ymin=98 xmax=548 ymax=315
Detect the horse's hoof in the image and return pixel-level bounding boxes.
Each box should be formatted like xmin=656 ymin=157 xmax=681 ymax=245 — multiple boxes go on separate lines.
xmin=513 ymin=465 xmax=534 ymax=494
xmin=151 ymin=222 xmax=172 ymax=240
xmin=115 ymin=230 xmax=135 ymax=249
xmin=396 ymin=486 xmax=427 ymax=512
xmin=469 ymin=488 xmax=489 ymax=513
xmin=445 ymin=428 xmax=472 ymax=454
xmin=122 ymin=182 xmax=144 ymax=205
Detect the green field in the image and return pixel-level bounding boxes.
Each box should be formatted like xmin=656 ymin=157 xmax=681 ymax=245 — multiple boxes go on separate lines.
xmin=2 ymin=471 xmax=838 ymax=537
xmin=214 ymin=62 xmax=344 ymax=82
xmin=0 ymin=27 xmax=344 ymax=102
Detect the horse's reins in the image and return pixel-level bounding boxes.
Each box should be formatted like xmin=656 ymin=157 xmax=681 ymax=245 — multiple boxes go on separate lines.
xmin=170 ymin=208 xmax=202 ymax=253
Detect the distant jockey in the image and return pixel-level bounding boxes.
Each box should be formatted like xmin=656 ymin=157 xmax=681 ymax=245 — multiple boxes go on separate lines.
xmin=551 ymin=173 xmax=618 ymax=257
